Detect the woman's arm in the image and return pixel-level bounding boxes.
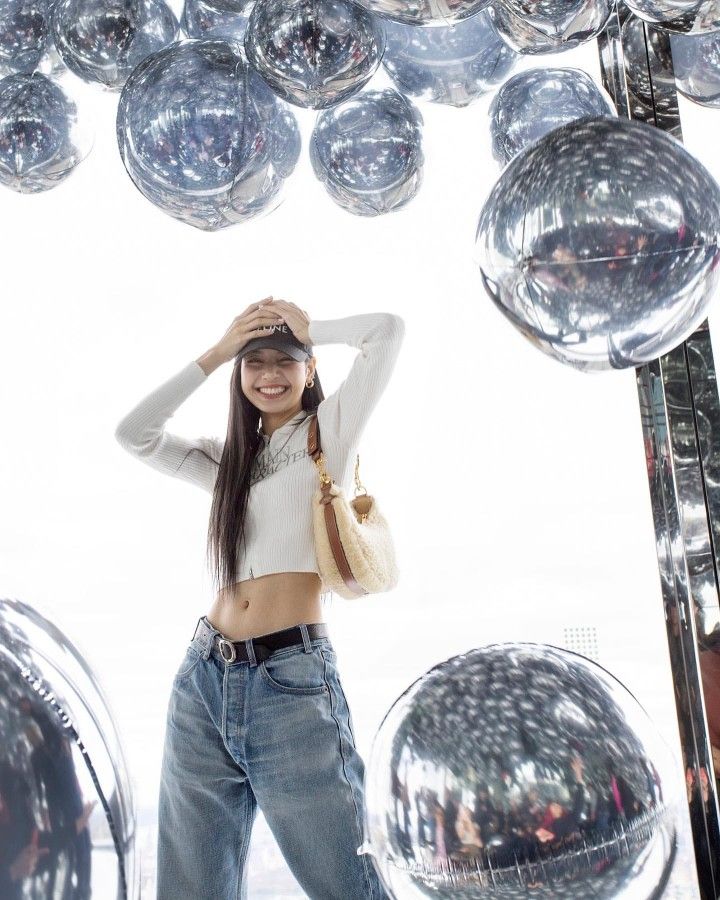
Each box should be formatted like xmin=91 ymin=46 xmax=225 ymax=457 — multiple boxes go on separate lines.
xmin=114 ymin=359 xmax=223 ymax=493
xmin=311 ymin=312 xmax=405 ymax=484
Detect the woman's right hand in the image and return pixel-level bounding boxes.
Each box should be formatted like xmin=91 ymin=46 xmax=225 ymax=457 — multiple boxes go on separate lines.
xmin=198 ymin=297 xmax=285 ymax=373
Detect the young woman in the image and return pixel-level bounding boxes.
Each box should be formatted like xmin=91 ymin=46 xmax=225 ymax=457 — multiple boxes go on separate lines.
xmin=114 ymin=296 xmax=405 ymax=900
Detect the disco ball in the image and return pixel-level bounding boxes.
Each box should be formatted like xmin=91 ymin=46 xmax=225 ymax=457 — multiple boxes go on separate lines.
xmin=623 ymin=0 xmax=720 ymax=35
xmin=474 ymin=116 xmax=720 ymax=371
xmin=0 ymin=596 xmax=138 ymax=899
xmin=181 ymin=0 xmax=254 ymax=40
xmin=489 ymin=68 xmax=616 ymax=165
xmin=310 ymin=87 xmax=424 ymax=216
xmin=488 ymin=0 xmax=614 ymax=55
xmin=381 ymin=8 xmax=517 ymax=108
xmin=0 ymin=0 xmax=64 ymax=76
xmin=350 ymin=0 xmax=489 ymax=26
xmin=244 ymin=0 xmax=384 ymax=109
xmin=363 ymin=643 xmax=679 ymax=899
xmin=0 ymin=71 xmax=92 ymax=192
xmin=671 ymin=29 xmax=720 ymax=106
xmin=51 ymin=0 xmax=179 ymax=89
xmin=116 ymin=39 xmax=301 ymax=230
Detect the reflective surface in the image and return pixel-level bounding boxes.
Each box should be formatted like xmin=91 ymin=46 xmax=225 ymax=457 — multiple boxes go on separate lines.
xmin=310 ymin=87 xmax=423 ymax=215
xmin=623 ymin=0 xmax=720 ymax=34
xmin=0 ymin=71 xmax=92 ymax=192
xmin=244 ymin=0 xmax=384 ymax=109
xmin=349 ymin=0 xmax=489 ymax=28
xmin=489 ymin=67 xmax=615 ymax=165
xmin=181 ymin=0 xmax=254 ymax=40
xmin=364 ymin=643 xmax=678 ymax=899
xmin=381 ymin=9 xmax=517 ymax=108
xmin=0 ymin=0 xmax=64 ymax=76
xmin=671 ymin=29 xmax=720 ymax=107
xmin=51 ymin=0 xmax=179 ymax=89
xmin=488 ymin=0 xmax=614 ymax=55
xmin=117 ymin=39 xmax=300 ymax=229
xmin=474 ymin=116 xmax=720 ymax=371
xmin=0 ymin=597 xmax=137 ymax=898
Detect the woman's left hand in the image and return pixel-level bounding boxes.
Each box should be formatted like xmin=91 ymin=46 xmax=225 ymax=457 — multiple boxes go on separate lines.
xmin=265 ymin=298 xmax=311 ymax=346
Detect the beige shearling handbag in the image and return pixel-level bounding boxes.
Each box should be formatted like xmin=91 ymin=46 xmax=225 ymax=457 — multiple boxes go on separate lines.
xmin=307 ymin=413 xmax=399 ymax=599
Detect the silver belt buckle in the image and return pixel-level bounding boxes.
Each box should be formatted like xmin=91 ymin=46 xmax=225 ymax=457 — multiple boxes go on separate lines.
xmin=217 ymin=637 xmax=237 ymax=664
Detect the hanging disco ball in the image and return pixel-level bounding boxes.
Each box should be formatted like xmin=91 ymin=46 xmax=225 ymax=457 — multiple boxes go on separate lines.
xmin=244 ymin=0 xmax=384 ymax=109
xmin=623 ymin=0 xmax=720 ymax=35
xmin=0 ymin=0 xmax=64 ymax=76
xmin=474 ymin=116 xmax=720 ymax=371
xmin=488 ymin=0 xmax=614 ymax=55
xmin=0 ymin=596 xmax=138 ymax=899
xmin=671 ymin=29 xmax=720 ymax=105
xmin=310 ymin=87 xmax=424 ymax=216
xmin=117 ymin=39 xmax=301 ymax=229
xmin=181 ymin=0 xmax=254 ymax=40
xmin=489 ymin=68 xmax=616 ymax=165
xmin=363 ymin=643 xmax=679 ymax=899
xmin=0 ymin=71 xmax=92 ymax=192
xmin=51 ymin=0 xmax=179 ymax=89
xmin=351 ymin=0 xmax=490 ymax=27
xmin=381 ymin=8 xmax=517 ymax=108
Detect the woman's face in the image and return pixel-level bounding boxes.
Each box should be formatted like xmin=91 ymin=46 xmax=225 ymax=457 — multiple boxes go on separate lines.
xmin=241 ymin=348 xmax=314 ymax=413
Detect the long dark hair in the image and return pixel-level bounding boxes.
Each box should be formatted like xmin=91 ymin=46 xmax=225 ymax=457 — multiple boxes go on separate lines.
xmin=186 ymin=352 xmax=325 ymax=597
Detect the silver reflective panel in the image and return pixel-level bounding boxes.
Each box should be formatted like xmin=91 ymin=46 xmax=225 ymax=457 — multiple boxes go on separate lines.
xmin=623 ymin=0 xmax=720 ymax=34
xmin=51 ymin=0 xmax=179 ymax=89
xmin=310 ymin=87 xmax=424 ymax=215
xmin=381 ymin=9 xmax=517 ymax=108
xmin=364 ymin=643 xmax=679 ymax=899
xmin=474 ymin=116 xmax=720 ymax=371
xmin=489 ymin=67 xmax=616 ymax=165
xmin=0 ymin=597 xmax=137 ymax=899
xmin=0 ymin=71 xmax=92 ymax=192
xmin=488 ymin=0 xmax=614 ymax=55
xmin=116 ymin=39 xmax=301 ymax=229
xmin=243 ymin=0 xmax=384 ymax=109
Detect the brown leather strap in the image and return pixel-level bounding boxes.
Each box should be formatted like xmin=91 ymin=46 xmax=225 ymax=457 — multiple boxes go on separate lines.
xmin=308 ymin=413 xmax=367 ymax=597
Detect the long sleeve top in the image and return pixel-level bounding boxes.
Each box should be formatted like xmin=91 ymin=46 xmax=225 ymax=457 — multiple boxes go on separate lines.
xmin=114 ymin=312 xmax=405 ymax=590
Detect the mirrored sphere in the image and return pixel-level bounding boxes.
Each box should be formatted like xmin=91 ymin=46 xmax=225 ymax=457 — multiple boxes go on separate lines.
xmin=181 ymin=0 xmax=254 ymax=40
xmin=0 ymin=0 xmax=64 ymax=76
xmin=623 ymin=0 xmax=720 ymax=35
xmin=310 ymin=87 xmax=424 ymax=216
xmin=621 ymin=14 xmax=677 ymax=121
xmin=364 ymin=643 xmax=679 ymax=899
xmin=51 ymin=0 xmax=179 ymax=89
xmin=244 ymin=0 xmax=384 ymax=109
xmin=117 ymin=39 xmax=301 ymax=229
xmin=350 ymin=0 xmax=489 ymax=27
xmin=489 ymin=68 xmax=616 ymax=165
xmin=671 ymin=30 xmax=720 ymax=105
xmin=489 ymin=0 xmax=613 ymax=55
xmin=474 ymin=116 xmax=720 ymax=371
xmin=0 ymin=596 xmax=138 ymax=899
xmin=381 ymin=9 xmax=517 ymax=107
xmin=0 ymin=71 xmax=92 ymax=192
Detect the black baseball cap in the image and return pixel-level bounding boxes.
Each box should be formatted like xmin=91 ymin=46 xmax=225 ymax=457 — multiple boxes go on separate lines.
xmin=238 ymin=322 xmax=313 ymax=362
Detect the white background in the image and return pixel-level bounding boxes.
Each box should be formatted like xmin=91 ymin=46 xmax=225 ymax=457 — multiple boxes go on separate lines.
xmin=2 ymin=18 xmax=720 ymax=896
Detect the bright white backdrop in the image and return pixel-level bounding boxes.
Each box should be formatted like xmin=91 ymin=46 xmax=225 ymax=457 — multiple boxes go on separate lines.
xmin=1 ymin=22 xmax=719 ymax=897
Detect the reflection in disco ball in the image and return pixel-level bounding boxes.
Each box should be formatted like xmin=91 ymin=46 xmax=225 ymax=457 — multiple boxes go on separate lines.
xmin=0 ymin=71 xmax=92 ymax=192
xmin=181 ymin=0 xmax=254 ymax=40
xmin=381 ymin=9 xmax=517 ymax=108
xmin=671 ymin=29 xmax=720 ymax=106
xmin=351 ymin=0 xmax=489 ymax=27
xmin=116 ymin=39 xmax=301 ymax=229
xmin=51 ymin=0 xmax=179 ymax=89
xmin=244 ymin=0 xmax=384 ymax=109
xmin=474 ymin=116 xmax=720 ymax=371
xmin=363 ymin=643 xmax=679 ymax=899
xmin=623 ymin=0 xmax=720 ymax=35
xmin=488 ymin=0 xmax=614 ymax=55
xmin=0 ymin=0 xmax=64 ymax=76
xmin=310 ymin=87 xmax=424 ymax=216
xmin=0 ymin=596 xmax=137 ymax=899
xmin=489 ymin=68 xmax=616 ymax=165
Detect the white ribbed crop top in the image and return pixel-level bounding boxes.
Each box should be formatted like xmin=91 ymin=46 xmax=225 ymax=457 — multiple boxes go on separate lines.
xmin=114 ymin=312 xmax=405 ymax=591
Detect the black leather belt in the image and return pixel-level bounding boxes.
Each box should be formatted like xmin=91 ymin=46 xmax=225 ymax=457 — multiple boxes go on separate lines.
xmin=194 ymin=617 xmax=329 ymax=664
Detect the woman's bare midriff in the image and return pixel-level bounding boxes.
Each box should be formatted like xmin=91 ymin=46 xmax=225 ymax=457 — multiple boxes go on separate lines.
xmin=205 ymin=571 xmax=325 ymax=641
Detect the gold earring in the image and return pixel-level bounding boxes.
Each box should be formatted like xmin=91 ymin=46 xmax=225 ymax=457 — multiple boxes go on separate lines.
xmin=306 ymin=378 xmax=315 ymax=388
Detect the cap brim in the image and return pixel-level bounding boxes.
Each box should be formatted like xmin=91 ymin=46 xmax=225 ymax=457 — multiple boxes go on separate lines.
xmin=238 ymin=338 xmax=310 ymax=362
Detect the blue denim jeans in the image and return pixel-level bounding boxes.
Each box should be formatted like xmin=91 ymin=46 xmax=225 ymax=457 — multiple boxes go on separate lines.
xmin=156 ymin=616 xmax=389 ymax=900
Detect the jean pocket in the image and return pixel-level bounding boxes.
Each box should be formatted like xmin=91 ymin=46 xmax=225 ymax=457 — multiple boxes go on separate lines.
xmin=174 ymin=644 xmax=202 ymax=681
xmin=259 ymin=647 xmax=329 ymax=695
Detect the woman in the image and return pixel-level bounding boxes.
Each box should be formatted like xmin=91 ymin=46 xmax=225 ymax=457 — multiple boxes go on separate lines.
xmin=115 ymin=296 xmax=404 ymax=899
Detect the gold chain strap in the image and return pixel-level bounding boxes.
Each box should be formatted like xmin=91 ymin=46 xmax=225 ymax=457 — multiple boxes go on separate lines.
xmin=314 ymin=452 xmax=369 ymax=522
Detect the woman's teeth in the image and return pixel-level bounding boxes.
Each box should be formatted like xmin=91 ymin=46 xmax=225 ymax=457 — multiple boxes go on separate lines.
xmin=258 ymin=387 xmax=287 ymax=396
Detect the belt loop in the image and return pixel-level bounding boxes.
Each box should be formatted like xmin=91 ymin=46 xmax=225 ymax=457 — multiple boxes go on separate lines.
xmin=199 ymin=616 xmax=219 ymax=660
xmin=245 ymin=638 xmax=258 ymax=667
xmin=300 ymin=623 xmax=312 ymax=653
